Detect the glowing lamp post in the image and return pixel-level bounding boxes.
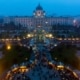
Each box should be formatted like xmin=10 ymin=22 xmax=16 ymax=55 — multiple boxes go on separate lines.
xmin=7 ymin=45 xmax=11 ymax=50
xmin=27 ymin=34 xmax=32 ymax=38
xmin=49 ymin=34 xmax=53 ymax=38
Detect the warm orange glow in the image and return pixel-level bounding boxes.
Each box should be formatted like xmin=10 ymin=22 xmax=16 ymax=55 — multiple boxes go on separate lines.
xmin=57 ymin=65 xmax=64 ymax=69
xmin=17 ymin=37 xmax=21 ymax=41
xmin=6 ymin=71 xmax=11 ymax=79
xmin=20 ymin=66 xmax=26 ymax=69
xmin=76 ymin=38 xmax=79 ymax=40
xmin=2 ymin=39 xmax=5 ymax=41
xmin=21 ymin=68 xmax=29 ymax=72
xmin=19 ymin=66 xmax=29 ymax=72
xmin=72 ymin=38 xmax=75 ymax=40
xmin=45 ymin=34 xmax=48 ymax=37
xmin=68 ymin=38 xmax=71 ymax=40
xmin=59 ymin=38 xmax=62 ymax=40
xmin=64 ymin=38 xmax=67 ymax=40
xmin=73 ymin=72 xmax=78 ymax=78
xmin=49 ymin=34 xmax=53 ymax=38
xmin=49 ymin=62 xmax=53 ymax=64
xmin=27 ymin=34 xmax=31 ymax=38
xmin=7 ymin=45 xmax=11 ymax=50
xmin=12 ymin=67 xmax=18 ymax=72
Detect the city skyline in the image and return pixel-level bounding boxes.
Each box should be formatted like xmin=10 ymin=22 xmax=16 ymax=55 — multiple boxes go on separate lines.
xmin=0 ymin=0 xmax=80 ymax=16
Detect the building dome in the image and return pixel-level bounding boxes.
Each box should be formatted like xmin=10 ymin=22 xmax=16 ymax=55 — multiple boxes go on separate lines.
xmin=36 ymin=4 xmax=43 ymax=10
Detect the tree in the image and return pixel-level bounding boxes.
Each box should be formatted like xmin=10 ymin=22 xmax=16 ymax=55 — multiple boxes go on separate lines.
xmin=50 ymin=44 xmax=80 ymax=69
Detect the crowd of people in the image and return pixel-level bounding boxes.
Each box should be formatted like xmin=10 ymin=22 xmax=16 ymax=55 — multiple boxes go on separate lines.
xmin=1 ymin=43 xmax=79 ymax=80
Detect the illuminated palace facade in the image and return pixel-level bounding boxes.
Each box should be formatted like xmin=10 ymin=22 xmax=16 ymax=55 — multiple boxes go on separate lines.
xmin=3 ymin=4 xmax=78 ymax=32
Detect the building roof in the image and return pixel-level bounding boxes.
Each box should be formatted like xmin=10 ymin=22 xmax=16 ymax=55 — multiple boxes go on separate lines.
xmin=36 ymin=3 xmax=43 ymax=10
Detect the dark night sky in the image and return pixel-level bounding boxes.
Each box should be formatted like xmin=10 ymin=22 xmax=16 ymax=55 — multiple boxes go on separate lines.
xmin=0 ymin=0 xmax=80 ymax=16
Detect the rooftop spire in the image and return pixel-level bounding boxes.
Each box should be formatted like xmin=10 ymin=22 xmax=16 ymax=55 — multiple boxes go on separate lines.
xmin=36 ymin=3 xmax=43 ymax=10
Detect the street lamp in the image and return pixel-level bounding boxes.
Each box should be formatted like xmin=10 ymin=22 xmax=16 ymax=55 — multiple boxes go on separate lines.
xmin=49 ymin=34 xmax=53 ymax=38
xmin=7 ymin=45 xmax=11 ymax=50
xmin=27 ymin=34 xmax=32 ymax=38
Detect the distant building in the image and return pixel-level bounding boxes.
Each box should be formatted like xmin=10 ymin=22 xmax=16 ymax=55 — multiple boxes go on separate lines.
xmin=2 ymin=4 xmax=77 ymax=32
